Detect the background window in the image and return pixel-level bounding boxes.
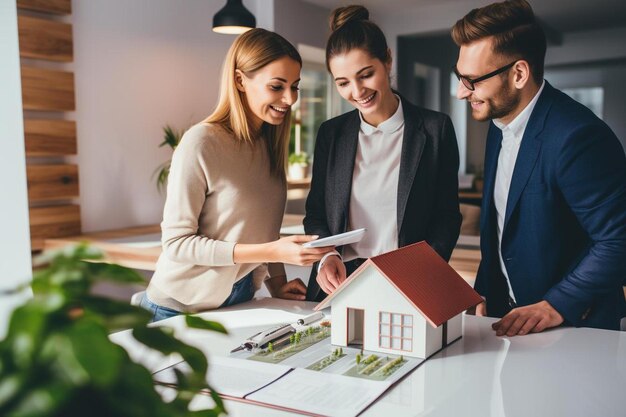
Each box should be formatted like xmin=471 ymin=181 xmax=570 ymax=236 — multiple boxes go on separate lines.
xmin=290 ymin=45 xmax=353 ymax=160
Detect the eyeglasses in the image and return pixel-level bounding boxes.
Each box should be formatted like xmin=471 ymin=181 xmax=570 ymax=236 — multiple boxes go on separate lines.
xmin=453 ymin=61 xmax=517 ymax=91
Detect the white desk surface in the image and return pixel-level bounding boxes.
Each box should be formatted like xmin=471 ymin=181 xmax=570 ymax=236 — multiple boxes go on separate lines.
xmin=111 ymin=298 xmax=626 ymax=417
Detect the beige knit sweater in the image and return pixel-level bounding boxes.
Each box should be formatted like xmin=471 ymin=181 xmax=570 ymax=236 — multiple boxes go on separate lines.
xmin=147 ymin=122 xmax=287 ymax=313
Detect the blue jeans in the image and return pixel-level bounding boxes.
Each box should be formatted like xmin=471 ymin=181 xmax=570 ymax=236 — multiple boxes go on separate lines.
xmin=141 ymin=272 xmax=255 ymax=322
xmin=219 ymin=271 xmax=255 ymax=308
xmin=139 ymin=293 xmax=181 ymax=322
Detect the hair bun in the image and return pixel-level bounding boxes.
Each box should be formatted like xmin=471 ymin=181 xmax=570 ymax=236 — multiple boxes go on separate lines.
xmin=330 ymin=5 xmax=369 ymax=32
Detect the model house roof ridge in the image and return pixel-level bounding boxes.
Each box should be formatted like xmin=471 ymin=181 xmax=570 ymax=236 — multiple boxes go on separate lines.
xmin=315 ymin=241 xmax=483 ymax=327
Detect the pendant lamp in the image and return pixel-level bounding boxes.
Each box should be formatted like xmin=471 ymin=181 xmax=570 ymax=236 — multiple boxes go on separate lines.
xmin=212 ymin=0 xmax=256 ymax=34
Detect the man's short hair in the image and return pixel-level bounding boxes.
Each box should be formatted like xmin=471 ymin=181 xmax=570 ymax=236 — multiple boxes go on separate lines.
xmin=451 ymin=0 xmax=546 ymax=84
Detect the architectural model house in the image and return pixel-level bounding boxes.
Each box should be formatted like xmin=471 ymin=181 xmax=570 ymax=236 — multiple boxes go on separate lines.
xmin=315 ymin=242 xmax=483 ymax=359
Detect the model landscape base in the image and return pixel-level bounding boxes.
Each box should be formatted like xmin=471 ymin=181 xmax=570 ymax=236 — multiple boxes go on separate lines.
xmin=153 ymin=330 xmax=464 ymax=417
xmin=237 ymin=324 xmax=419 ymax=382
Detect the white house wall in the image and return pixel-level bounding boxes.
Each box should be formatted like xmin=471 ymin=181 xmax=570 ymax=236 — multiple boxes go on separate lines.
xmin=329 ymin=265 xmax=443 ymax=358
xmin=447 ymin=314 xmax=463 ymax=345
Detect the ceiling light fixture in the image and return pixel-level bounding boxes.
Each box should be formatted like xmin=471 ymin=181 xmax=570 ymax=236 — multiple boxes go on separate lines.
xmin=212 ymin=0 xmax=256 ymax=35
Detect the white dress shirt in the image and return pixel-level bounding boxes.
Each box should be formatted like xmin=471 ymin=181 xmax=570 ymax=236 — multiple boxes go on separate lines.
xmin=493 ymin=81 xmax=545 ymax=301
xmin=343 ymin=97 xmax=404 ymax=261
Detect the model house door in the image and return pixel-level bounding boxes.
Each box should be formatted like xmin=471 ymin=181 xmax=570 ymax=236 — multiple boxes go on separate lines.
xmin=347 ymin=308 xmax=364 ymax=346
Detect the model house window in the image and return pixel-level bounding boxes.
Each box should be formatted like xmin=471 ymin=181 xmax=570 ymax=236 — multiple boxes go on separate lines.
xmin=379 ymin=312 xmax=413 ymax=351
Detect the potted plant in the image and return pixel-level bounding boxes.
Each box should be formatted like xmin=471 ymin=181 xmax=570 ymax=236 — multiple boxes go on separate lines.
xmin=154 ymin=125 xmax=184 ymax=194
xmin=0 ymin=245 xmax=227 ymax=417
xmin=288 ymin=152 xmax=310 ymax=180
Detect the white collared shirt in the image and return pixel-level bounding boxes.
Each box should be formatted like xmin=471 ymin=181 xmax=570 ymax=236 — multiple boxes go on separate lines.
xmin=343 ymin=97 xmax=405 ymax=261
xmin=493 ymin=81 xmax=545 ymax=301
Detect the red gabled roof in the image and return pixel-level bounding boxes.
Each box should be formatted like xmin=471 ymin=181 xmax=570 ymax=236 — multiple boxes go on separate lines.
xmin=315 ymin=241 xmax=483 ymax=327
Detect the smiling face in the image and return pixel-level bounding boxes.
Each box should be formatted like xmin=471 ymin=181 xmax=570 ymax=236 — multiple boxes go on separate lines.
xmin=237 ymin=56 xmax=301 ymax=130
xmin=328 ymin=48 xmax=397 ymax=127
xmin=455 ymin=37 xmax=521 ymax=124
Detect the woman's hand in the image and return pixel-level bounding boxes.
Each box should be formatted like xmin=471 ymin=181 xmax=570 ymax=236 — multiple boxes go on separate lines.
xmin=266 ymin=275 xmax=307 ymax=301
xmin=233 ymin=235 xmax=334 ymax=266
xmin=266 ymin=235 xmax=335 ymax=266
xmin=316 ymin=255 xmax=346 ymax=294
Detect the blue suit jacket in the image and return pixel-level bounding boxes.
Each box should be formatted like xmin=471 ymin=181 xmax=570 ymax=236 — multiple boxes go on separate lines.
xmin=476 ymin=81 xmax=626 ymax=330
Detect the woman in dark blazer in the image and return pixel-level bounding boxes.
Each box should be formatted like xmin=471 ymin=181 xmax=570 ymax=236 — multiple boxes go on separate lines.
xmin=304 ymin=5 xmax=462 ymax=301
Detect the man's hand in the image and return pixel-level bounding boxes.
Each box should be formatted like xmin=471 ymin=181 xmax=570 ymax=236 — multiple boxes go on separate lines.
xmin=492 ymin=300 xmax=564 ymax=336
xmin=316 ymin=255 xmax=347 ymax=294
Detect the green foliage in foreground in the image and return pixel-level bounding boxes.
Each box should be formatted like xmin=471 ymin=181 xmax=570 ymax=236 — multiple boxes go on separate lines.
xmin=0 ymin=244 xmax=228 ymax=417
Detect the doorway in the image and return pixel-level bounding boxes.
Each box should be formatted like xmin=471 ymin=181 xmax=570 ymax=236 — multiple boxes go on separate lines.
xmin=347 ymin=308 xmax=364 ymax=347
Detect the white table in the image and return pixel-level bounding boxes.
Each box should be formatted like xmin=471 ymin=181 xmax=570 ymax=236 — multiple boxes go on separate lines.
xmin=111 ymin=298 xmax=626 ymax=417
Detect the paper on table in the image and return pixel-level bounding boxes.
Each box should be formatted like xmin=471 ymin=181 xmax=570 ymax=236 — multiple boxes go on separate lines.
xmin=247 ymin=368 xmax=391 ymax=417
xmin=153 ymin=356 xmax=292 ymax=398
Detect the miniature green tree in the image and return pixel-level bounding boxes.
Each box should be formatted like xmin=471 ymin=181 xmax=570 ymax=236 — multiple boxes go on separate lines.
xmin=356 ymin=353 xmax=362 ymax=365
xmin=290 ymin=334 xmax=296 ymax=344
xmin=267 ymin=342 xmax=274 ymax=353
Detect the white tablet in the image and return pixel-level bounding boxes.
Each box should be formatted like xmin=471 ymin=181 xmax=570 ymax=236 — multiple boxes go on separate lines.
xmin=302 ymin=228 xmax=366 ymax=248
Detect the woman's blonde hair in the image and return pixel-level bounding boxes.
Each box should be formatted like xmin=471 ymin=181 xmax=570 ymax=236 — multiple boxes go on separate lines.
xmin=204 ymin=28 xmax=302 ymax=177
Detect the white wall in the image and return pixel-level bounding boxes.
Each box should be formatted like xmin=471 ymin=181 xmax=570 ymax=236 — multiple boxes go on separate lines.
xmin=545 ymin=64 xmax=626 ymax=151
xmin=73 ymin=0 xmax=274 ymax=232
xmin=377 ymin=0 xmax=493 ymax=80
xmin=378 ymin=2 xmax=626 ymax=85
xmin=274 ymin=0 xmax=330 ymax=49
xmin=0 ymin=1 xmax=32 ymax=339
xmin=545 ymin=27 xmax=626 ymax=66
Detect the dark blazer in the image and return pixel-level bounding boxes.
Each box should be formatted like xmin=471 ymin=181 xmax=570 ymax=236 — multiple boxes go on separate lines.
xmin=476 ymin=81 xmax=626 ymax=330
xmin=304 ymin=95 xmax=462 ymax=301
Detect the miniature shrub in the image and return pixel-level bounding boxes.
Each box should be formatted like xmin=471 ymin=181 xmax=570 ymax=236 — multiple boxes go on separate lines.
xmin=362 ymin=354 xmax=379 ymax=365
xmin=380 ymin=356 xmax=404 ymax=376
xmin=361 ymin=358 xmax=383 ymax=375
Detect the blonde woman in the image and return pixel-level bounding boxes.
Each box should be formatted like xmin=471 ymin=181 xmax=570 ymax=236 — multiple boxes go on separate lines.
xmin=142 ymin=29 xmax=333 ymax=321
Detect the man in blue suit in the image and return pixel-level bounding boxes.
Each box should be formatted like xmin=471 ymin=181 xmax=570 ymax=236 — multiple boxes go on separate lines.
xmin=452 ymin=0 xmax=626 ymax=335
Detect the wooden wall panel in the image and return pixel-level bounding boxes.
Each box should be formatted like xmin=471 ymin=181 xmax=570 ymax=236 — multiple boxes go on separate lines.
xmin=18 ymin=16 xmax=73 ymax=62
xmin=27 ymin=164 xmax=79 ymax=202
xmin=30 ymin=205 xmax=81 ymax=250
xmin=17 ymin=0 xmax=71 ymax=15
xmin=24 ymin=120 xmax=77 ymax=156
xmin=21 ymin=66 xmax=75 ymax=111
